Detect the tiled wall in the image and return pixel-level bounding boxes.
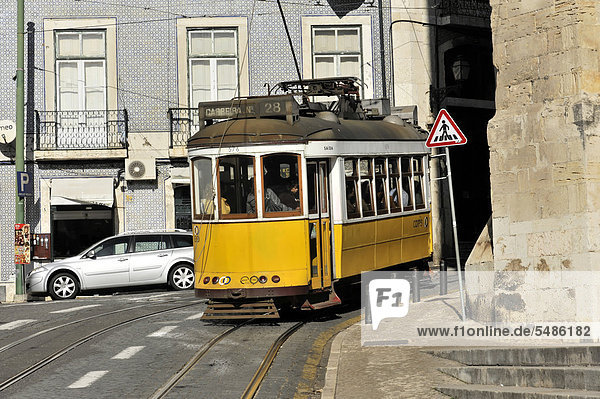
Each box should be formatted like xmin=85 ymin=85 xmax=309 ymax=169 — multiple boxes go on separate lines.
xmin=1 ymin=0 xmax=390 ymax=126
xmin=124 ymin=163 xmax=169 ymax=231
xmin=0 ymin=0 xmax=391 ymax=284
xmin=0 ymin=163 xmax=16 ymax=281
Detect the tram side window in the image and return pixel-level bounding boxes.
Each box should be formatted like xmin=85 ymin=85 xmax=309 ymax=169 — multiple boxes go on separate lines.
xmin=308 ymin=163 xmax=317 ymax=214
xmin=374 ymin=158 xmax=388 ymax=215
xmin=192 ymin=157 xmax=214 ymax=220
xmin=360 ymin=158 xmax=375 ymax=217
xmin=412 ymin=156 xmax=426 ymax=209
xmin=344 ymin=158 xmax=360 ymax=219
xmin=387 ymin=157 xmax=402 ymax=213
xmin=401 ymin=157 xmax=414 ymax=211
xmin=319 ymin=163 xmax=329 ymax=214
xmin=218 ymin=155 xmax=255 ymax=218
xmin=262 ymin=154 xmax=302 ymax=216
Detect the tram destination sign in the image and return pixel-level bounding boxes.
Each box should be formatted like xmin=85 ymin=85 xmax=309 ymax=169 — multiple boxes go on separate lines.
xmin=198 ymin=96 xmax=299 ymax=124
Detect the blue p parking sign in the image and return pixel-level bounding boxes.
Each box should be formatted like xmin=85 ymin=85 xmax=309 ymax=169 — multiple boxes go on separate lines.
xmin=17 ymin=171 xmax=32 ymax=198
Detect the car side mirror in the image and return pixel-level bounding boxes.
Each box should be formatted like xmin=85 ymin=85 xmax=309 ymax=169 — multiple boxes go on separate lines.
xmin=87 ymin=250 xmax=96 ymax=259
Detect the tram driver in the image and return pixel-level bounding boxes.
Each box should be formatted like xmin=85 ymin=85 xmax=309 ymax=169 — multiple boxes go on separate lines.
xmin=279 ymin=182 xmax=300 ymax=209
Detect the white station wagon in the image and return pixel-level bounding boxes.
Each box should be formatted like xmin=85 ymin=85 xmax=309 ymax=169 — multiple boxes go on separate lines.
xmin=26 ymin=230 xmax=195 ymax=300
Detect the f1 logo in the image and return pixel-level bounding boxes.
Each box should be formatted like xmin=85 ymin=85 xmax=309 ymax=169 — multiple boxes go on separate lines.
xmin=368 ymin=279 xmax=410 ymax=330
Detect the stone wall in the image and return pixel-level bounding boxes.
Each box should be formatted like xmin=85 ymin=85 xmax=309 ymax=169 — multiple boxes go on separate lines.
xmin=467 ymin=1 xmax=600 ymax=322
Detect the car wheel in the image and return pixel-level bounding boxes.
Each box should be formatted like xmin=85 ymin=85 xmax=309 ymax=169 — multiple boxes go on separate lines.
xmin=49 ymin=272 xmax=80 ymax=300
xmin=169 ymin=264 xmax=194 ymax=290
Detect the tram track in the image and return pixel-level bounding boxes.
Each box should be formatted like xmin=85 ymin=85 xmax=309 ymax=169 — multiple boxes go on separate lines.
xmin=149 ymin=319 xmax=306 ymax=399
xmin=0 ymin=298 xmax=199 ymax=354
xmin=0 ymin=300 xmax=204 ymax=392
xmin=241 ymin=321 xmax=306 ymax=399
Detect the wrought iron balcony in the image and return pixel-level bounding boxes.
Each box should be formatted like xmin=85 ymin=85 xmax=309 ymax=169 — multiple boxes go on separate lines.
xmin=168 ymin=108 xmax=200 ymax=148
xmin=35 ymin=109 xmax=128 ymax=150
xmin=437 ymin=0 xmax=491 ymax=20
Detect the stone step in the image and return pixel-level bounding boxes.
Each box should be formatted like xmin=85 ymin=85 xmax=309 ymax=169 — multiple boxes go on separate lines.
xmin=428 ymin=347 xmax=600 ymax=366
xmin=436 ymin=384 xmax=600 ymax=399
xmin=439 ymin=366 xmax=600 ymax=391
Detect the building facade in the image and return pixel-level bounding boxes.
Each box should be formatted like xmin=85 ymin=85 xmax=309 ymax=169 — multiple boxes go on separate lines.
xmin=390 ymin=0 xmax=495 ymax=262
xmin=0 ymin=0 xmax=395 ymax=301
xmin=467 ymin=1 xmax=600 ymax=322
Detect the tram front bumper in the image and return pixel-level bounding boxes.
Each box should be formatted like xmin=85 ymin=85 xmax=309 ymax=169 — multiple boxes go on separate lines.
xmin=196 ymin=285 xmax=309 ymax=299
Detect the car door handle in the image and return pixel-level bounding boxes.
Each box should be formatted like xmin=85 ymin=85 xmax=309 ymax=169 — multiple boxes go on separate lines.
xmin=118 ymin=258 xmax=128 ymax=262
xmin=157 ymin=253 xmax=169 ymax=257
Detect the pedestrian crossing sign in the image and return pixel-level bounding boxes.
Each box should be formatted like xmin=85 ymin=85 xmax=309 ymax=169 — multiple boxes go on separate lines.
xmin=426 ymin=109 xmax=467 ymax=148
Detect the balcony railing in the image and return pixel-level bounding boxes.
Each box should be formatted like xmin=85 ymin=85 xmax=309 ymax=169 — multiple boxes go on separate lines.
xmin=169 ymin=108 xmax=200 ymax=148
xmin=437 ymin=0 xmax=491 ymax=19
xmin=35 ymin=109 xmax=128 ymax=150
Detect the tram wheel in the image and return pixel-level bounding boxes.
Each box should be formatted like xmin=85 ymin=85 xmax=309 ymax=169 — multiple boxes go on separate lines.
xmin=48 ymin=272 xmax=80 ymax=300
xmin=169 ymin=263 xmax=194 ymax=290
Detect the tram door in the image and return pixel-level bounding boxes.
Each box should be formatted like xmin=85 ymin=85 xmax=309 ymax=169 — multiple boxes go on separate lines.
xmin=307 ymin=160 xmax=332 ymax=290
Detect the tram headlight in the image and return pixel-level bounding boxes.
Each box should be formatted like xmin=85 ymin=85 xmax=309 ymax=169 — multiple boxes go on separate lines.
xmin=212 ymin=276 xmax=219 ymax=284
xmin=203 ymin=276 xmax=210 ymax=284
xmin=259 ymin=275 xmax=267 ymax=284
xmin=272 ymin=275 xmax=280 ymax=283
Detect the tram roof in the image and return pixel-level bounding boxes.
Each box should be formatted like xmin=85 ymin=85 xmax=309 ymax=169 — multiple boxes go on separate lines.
xmin=187 ymin=115 xmax=427 ymax=148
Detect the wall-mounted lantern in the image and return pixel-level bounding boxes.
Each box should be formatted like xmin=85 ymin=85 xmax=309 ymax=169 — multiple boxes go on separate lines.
xmin=452 ymin=55 xmax=470 ymax=82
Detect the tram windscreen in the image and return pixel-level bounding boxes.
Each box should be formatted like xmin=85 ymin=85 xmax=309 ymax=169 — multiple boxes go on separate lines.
xmin=218 ymin=155 xmax=255 ymax=217
xmin=261 ymin=154 xmax=301 ymax=215
xmin=192 ymin=157 xmax=214 ymax=219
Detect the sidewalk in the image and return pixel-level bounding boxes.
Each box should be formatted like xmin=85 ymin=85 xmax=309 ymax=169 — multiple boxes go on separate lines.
xmin=321 ymin=292 xmax=465 ymax=399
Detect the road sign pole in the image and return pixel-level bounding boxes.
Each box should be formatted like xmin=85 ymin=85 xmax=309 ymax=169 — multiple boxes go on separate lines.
xmin=426 ymin=109 xmax=467 ymax=321
xmin=15 ymin=0 xmax=25 ymax=297
xmin=445 ymin=147 xmax=466 ymax=321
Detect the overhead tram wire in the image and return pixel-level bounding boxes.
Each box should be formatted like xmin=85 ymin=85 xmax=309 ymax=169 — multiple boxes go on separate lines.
xmin=276 ymin=0 xmax=302 ymax=82
xmin=30 ymin=16 xmax=190 ymax=34
xmin=399 ymin=0 xmax=433 ymax=83
xmin=24 ymin=3 xmax=439 ymax=37
xmin=194 ymin=0 xmax=260 ymax=279
xmin=32 ymin=66 xmax=183 ymax=107
xmin=261 ymin=0 xmax=436 ymax=12
xmin=73 ymin=0 xmax=189 ymax=18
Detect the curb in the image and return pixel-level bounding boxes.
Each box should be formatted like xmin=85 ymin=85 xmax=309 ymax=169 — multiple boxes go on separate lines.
xmin=320 ymin=323 xmax=353 ymax=399
xmin=294 ymin=315 xmax=361 ymax=399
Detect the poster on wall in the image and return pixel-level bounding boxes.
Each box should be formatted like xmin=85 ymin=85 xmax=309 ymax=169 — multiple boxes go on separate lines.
xmin=15 ymin=223 xmax=30 ymax=264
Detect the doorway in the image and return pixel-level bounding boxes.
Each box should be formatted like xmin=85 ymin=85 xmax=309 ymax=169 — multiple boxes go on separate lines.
xmin=307 ymin=160 xmax=332 ymax=290
xmin=52 ymin=205 xmax=114 ymax=259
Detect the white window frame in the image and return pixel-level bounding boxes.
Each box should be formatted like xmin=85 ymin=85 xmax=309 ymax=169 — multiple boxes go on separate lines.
xmin=177 ymin=17 xmax=249 ymax=109
xmin=311 ymin=26 xmax=362 ymax=82
xmin=302 ymin=16 xmax=374 ymax=100
xmin=187 ymin=28 xmax=239 ymax=104
xmin=56 ymin=59 xmax=107 ymax=112
xmin=44 ymin=19 xmax=117 ymax=112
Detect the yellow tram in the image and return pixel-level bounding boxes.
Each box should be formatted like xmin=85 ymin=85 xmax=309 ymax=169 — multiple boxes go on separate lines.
xmin=187 ymin=78 xmax=432 ymax=317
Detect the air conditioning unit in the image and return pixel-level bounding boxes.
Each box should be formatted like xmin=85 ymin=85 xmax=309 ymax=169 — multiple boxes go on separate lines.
xmin=125 ymin=158 xmax=156 ymax=181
